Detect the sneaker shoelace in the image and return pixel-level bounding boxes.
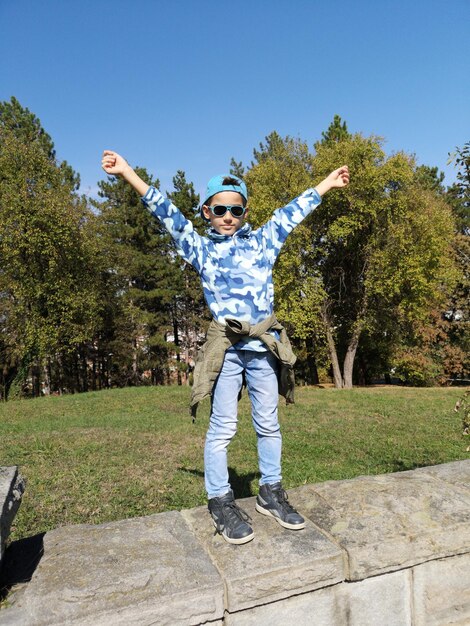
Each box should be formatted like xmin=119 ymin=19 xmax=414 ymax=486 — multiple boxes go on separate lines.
xmin=273 ymin=488 xmax=297 ymax=515
xmin=215 ymin=501 xmax=252 ymax=533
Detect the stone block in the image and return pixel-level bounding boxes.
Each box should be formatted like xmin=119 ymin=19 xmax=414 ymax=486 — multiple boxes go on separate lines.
xmin=416 ymin=458 xmax=470 ymax=492
xmin=181 ymin=494 xmax=344 ymax=613
xmin=290 ymin=465 xmax=470 ymax=580
xmin=1 ymin=511 xmax=224 ymax=625
xmin=224 ymin=569 xmax=412 ymax=625
xmin=223 ymin=584 xmax=342 ymax=626
xmin=340 ymin=569 xmax=412 ymax=626
xmin=0 ymin=466 xmax=25 ymax=563
xmin=412 ymin=552 xmax=470 ymax=626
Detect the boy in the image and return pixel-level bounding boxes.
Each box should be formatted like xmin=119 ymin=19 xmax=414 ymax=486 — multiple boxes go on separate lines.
xmin=101 ymin=150 xmax=349 ymax=544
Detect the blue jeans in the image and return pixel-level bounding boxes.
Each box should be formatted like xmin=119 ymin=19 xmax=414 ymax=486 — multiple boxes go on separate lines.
xmin=204 ymin=349 xmax=282 ymax=498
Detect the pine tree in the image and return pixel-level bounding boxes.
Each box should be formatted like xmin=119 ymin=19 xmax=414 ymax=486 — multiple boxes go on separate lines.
xmin=229 ymin=158 xmax=245 ymax=179
xmin=0 ymin=110 xmax=99 ymax=397
xmin=0 ymin=96 xmax=80 ymax=190
xmin=96 ymin=169 xmax=184 ymax=385
xmin=167 ymin=171 xmax=209 ymax=384
xmin=315 ymin=114 xmax=351 ymax=149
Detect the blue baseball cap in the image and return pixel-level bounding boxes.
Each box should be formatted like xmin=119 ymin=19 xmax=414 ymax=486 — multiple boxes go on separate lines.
xmin=202 ymin=174 xmax=248 ymax=206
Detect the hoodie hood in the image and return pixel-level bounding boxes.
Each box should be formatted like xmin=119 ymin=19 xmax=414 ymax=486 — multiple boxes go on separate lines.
xmin=207 ymin=222 xmax=253 ymax=241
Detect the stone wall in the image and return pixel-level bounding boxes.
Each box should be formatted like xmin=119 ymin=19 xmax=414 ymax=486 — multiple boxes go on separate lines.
xmin=1 ymin=460 xmax=469 ymax=625
xmin=0 ymin=467 xmax=25 ymax=565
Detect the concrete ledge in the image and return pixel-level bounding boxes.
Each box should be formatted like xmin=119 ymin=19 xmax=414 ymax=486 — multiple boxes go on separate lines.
xmin=0 ymin=467 xmax=25 ymax=564
xmin=1 ymin=512 xmax=224 ymax=625
xmin=181 ymin=497 xmax=344 ymax=612
xmin=290 ymin=459 xmax=470 ymax=580
xmin=1 ymin=460 xmax=469 ymax=625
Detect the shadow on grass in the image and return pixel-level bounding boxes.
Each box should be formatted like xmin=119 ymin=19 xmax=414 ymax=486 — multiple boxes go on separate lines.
xmin=389 ymin=459 xmax=435 ymax=473
xmin=178 ymin=466 xmax=260 ymax=498
xmin=0 ymin=532 xmax=45 ymax=603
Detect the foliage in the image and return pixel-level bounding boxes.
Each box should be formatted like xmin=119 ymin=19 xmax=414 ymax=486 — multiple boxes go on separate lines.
xmin=0 ymin=128 xmax=100 ymax=397
xmin=447 ymin=141 xmax=470 ymax=235
xmin=0 ymin=96 xmax=80 ymax=190
xmin=440 ymin=141 xmax=470 ymax=383
xmin=93 ymin=168 xmax=208 ymax=387
xmin=314 ymin=114 xmax=351 ymax=148
xmin=229 ymin=158 xmax=245 ymax=179
xmin=95 ymin=168 xmax=174 ymax=384
xmin=392 ymin=347 xmax=442 ymax=386
xmin=414 ymin=165 xmax=445 ymax=194
xmin=166 ymin=172 xmax=210 ymax=383
xmin=242 ymin=123 xmax=459 ymax=388
xmin=454 ymin=390 xmax=470 ymax=451
xmin=0 ymin=96 xmax=466 ymax=394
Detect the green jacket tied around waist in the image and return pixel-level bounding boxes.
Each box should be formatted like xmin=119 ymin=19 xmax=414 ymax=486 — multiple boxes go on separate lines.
xmin=191 ymin=313 xmax=296 ymax=419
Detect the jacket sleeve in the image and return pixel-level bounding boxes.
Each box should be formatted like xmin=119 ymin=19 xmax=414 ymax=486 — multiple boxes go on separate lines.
xmin=141 ymin=186 xmax=204 ymax=272
xmin=258 ymin=188 xmax=322 ymax=263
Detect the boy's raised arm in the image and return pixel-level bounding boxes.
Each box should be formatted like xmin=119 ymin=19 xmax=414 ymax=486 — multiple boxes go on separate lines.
xmin=258 ymin=165 xmax=350 ymax=262
xmin=101 ymin=149 xmax=205 ymax=273
xmin=314 ymin=165 xmax=350 ymax=197
xmin=101 ymin=150 xmax=150 ymax=197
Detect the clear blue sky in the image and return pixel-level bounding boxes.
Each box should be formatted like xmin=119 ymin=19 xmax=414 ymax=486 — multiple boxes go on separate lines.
xmin=1 ymin=0 xmax=469 ymax=201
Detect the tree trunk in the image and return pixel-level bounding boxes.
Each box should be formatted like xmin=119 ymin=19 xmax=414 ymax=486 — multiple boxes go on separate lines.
xmin=321 ymin=303 xmax=343 ymax=388
xmin=91 ymin=350 xmax=97 ymax=391
xmin=81 ymin=348 xmax=89 ymax=392
xmin=31 ymin=362 xmax=41 ymax=397
xmin=326 ymin=325 xmax=343 ymax=388
xmin=97 ymin=353 xmax=102 ymax=390
xmin=3 ymin=365 xmax=18 ymax=401
xmin=58 ymin=353 xmax=64 ymax=394
xmin=342 ymin=345 xmax=356 ymax=389
xmin=305 ymin=338 xmax=319 ymax=385
xmin=357 ymin=355 xmax=367 ymax=386
xmin=74 ymin=352 xmax=80 ymax=393
xmin=132 ymin=338 xmax=138 ymax=385
xmin=42 ymin=360 xmax=51 ymax=395
xmin=342 ymin=323 xmax=363 ymax=389
xmin=173 ymin=300 xmax=182 ymax=386
xmin=107 ymin=353 xmax=112 ymax=389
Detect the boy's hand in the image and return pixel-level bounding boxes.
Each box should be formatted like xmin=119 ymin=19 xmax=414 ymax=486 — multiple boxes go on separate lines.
xmin=101 ymin=149 xmax=150 ymax=197
xmin=326 ymin=165 xmax=350 ymax=188
xmin=101 ymin=150 xmax=131 ymax=176
xmin=315 ymin=165 xmax=350 ymax=197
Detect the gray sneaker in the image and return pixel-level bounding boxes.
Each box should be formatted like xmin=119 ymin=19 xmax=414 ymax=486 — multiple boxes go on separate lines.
xmin=256 ymin=482 xmax=306 ymax=530
xmin=208 ymin=489 xmax=254 ymax=545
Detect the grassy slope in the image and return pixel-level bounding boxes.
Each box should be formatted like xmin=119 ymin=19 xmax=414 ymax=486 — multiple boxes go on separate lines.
xmin=0 ymin=385 xmax=468 ymax=541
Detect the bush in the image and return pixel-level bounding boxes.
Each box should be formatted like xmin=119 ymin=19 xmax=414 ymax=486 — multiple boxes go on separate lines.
xmin=392 ymin=348 xmax=441 ymax=386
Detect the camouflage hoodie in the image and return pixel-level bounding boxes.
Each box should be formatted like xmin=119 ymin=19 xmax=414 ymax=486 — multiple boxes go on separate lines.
xmin=141 ymin=185 xmax=322 ymax=351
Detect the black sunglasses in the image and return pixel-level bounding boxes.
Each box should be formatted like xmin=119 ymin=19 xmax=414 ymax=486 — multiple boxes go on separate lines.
xmin=208 ymin=204 xmax=246 ymax=218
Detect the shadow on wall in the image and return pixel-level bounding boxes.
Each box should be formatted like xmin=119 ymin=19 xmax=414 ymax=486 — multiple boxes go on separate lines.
xmin=0 ymin=533 xmax=45 ymax=603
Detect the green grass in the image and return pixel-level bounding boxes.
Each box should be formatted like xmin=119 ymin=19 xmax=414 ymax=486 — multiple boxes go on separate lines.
xmin=0 ymin=385 xmax=468 ymax=542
